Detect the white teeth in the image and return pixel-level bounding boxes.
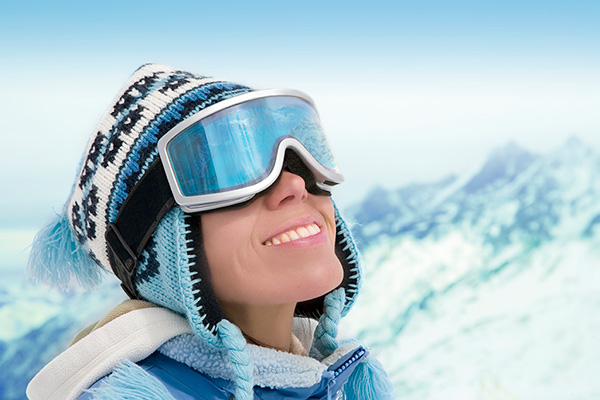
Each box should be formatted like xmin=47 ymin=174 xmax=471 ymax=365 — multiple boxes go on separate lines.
xmin=297 ymin=227 xmax=310 ymax=238
xmin=264 ymin=223 xmax=321 ymax=245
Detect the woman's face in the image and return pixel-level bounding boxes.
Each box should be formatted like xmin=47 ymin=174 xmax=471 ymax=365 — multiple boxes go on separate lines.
xmin=201 ymin=170 xmax=343 ymax=307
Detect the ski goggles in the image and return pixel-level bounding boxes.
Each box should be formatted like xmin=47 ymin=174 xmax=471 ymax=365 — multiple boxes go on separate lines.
xmin=157 ymin=89 xmax=344 ymax=213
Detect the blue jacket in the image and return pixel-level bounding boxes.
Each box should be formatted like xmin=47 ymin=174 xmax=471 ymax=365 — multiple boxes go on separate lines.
xmin=80 ymin=345 xmax=366 ymax=399
xmin=28 ymin=304 xmax=386 ymax=400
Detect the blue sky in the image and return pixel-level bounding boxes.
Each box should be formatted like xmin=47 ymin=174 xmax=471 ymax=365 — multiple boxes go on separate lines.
xmin=1 ymin=0 xmax=599 ymax=233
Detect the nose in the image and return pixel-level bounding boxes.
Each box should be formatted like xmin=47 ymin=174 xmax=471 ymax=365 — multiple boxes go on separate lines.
xmin=264 ymin=170 xmax=309 ymax=209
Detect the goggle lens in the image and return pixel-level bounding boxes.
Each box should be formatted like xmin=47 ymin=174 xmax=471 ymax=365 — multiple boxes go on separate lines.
xmin=165 ymin=96 xmax=339 ymax=197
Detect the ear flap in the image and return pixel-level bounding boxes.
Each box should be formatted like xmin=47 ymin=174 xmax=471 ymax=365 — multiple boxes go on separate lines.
xmin=332 ymin=203 xmax=362 ymax=317
xmin=27 ymin=207 xmax=104 ymax=289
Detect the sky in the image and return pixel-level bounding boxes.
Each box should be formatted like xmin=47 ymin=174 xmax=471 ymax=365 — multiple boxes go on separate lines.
xmin=1 ymin=0 xmax=599 ymax=236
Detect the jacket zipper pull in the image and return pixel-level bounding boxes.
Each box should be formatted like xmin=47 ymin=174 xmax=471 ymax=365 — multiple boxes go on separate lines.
xmin=326 ymin=371 xmax=336 ymax=400
xmin=327 ymin=346 xmax=367 ymax=399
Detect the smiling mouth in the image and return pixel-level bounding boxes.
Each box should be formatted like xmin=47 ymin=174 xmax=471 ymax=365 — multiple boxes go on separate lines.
xmin=263 ymin=223 xmax=322 ymax=246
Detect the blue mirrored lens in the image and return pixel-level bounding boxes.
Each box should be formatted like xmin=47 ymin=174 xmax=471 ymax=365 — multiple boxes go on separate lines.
xmin=166 ymin=96 xmax=338 ymax=197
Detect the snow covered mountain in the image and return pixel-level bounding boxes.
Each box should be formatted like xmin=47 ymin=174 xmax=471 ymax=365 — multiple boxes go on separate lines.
xmin=2 ymin=137 xmax=600 ymax=399
xmin=340 ymin=136 xmax=600 ymax=399
xmin=348 ymin=137 xmax=600 ymax=248
xmin=0 ymin=276 xmax=125 ymax=400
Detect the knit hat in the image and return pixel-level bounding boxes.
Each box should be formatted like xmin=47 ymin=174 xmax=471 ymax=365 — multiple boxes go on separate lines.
xmin=28 ymin=64 xmax=364 ymax=399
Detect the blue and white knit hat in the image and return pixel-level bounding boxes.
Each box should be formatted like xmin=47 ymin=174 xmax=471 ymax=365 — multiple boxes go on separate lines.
xmin=28 ymin=64 xmax=364 ymax=399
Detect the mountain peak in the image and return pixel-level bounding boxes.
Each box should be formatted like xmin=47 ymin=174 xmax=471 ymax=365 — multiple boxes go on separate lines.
xmin=561 ymin=135 xmax=591 ymax=156
xmin=564 ymin=135 xmax=585 ymax=149
xmin=549 ymin=135 xmax=595 ymax=164
xmin=462 ymin=142 xmax=538 ymax=194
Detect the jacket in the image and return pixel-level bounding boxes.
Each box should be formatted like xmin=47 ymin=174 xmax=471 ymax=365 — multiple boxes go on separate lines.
xmin=27 ymin=301 xmax=366 ymax=400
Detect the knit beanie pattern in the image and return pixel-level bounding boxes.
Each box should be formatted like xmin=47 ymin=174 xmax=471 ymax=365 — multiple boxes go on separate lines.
xmin=69 ymin=64 xmax=252 ymax=270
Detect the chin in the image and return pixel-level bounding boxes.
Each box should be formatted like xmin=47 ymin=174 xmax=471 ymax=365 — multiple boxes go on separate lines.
xmin=294 ymin=258 xmax=344 ymax=303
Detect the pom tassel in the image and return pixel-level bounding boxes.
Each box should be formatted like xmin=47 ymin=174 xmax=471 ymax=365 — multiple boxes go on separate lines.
xmin=86 ymin=360 xmax=176 ymax=400
xmin=27 ymin=209 xmax=104 ymax=289
xmin=343 ymin=356 xmax=396 ymax=400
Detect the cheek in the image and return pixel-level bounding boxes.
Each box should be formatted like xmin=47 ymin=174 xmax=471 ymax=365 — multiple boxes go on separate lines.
xmin=201 ymin=214 xmax=232 ymax=268
xmin=200 ymin=212 xmax=252 ymax=302
xmin=315 ymin=196 xmax=337 ymax=247
xmin=282 ymin=249 xmax=344 ymax=303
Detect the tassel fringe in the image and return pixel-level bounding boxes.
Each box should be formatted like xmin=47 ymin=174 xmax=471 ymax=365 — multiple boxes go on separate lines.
xmin=343 ymin=356 xmax=396 ymax=400
xmin=85 ymin=360 xmax=176 ymax=400
xmin=27 ymin=209 xmax=104 ymax=289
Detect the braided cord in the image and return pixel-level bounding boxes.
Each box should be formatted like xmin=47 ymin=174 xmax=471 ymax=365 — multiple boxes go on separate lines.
xmin=314 ymin=288 xmax=346 ymax=357
xmin=217 ymin=320 xmax=254 ymax=400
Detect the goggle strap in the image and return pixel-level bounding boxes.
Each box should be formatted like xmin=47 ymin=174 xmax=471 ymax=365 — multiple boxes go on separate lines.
xmin=105 ymin=158 xmax=175 ymax=299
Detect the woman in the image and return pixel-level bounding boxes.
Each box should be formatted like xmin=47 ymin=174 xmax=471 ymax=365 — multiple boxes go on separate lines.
xmin=26 ymin=64 xmax=394 ymax=399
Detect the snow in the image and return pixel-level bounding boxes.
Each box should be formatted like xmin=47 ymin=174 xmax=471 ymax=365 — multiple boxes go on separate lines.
xmin=339 ymin=138 xmax=600 ymax=399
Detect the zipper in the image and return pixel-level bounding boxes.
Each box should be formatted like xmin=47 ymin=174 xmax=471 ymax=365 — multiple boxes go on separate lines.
xmin=326 ymin=347 xmax=367 ymax=400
